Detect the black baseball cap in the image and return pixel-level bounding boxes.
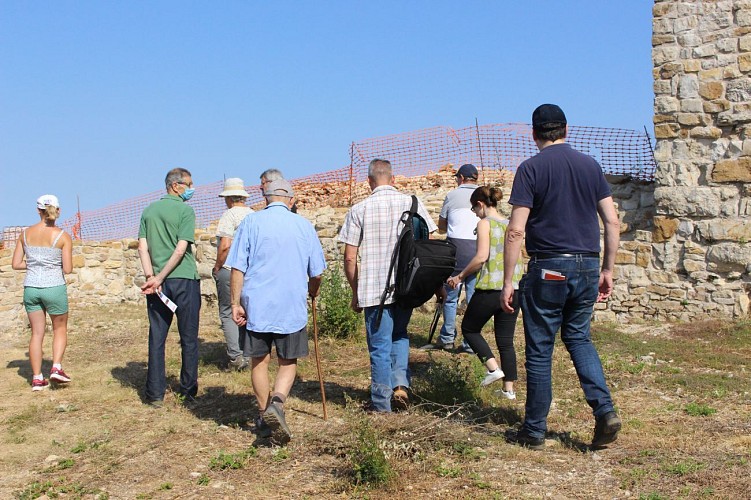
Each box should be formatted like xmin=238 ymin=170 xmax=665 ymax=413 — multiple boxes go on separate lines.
xmin=532 ymin=104 xmax=567 ymax=128
xmin=455 ymin=164 xmax=478 ymax=178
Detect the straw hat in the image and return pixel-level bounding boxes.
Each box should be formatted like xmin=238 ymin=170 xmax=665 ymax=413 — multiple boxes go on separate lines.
xmin=218 ymin=178 xmax=249 ymax=197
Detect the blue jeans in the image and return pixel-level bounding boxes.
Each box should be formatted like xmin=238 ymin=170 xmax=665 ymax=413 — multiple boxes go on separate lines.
xmin=439 ymin=271 xmax=476 ymax=347
xmin=364 ymin=305 xmax=413 ymax=412
xmin=145 ymin=278 xmax=201 ymax=401
xmin=519 ymin=255 xmax=615 ymax=439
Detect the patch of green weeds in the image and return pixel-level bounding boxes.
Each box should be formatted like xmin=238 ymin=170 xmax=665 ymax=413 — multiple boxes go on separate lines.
xmin=197 ymin=474 xmax=210 ymax=486
xmin=273 ymin=448 xmax=290 ymax=462
xmin=16 ymin=478 xmax=107 ymax=500
xmin=71 ymin=441 xmax=87 ymax=453
xmin=208 ymin=447 xmax=258 ymax=470
xmin=412 ymin=355 xmax=482 ymax=407
xmin=685 ymin=402 xmax=717 ymax=417
xmin=436 ymin=463 xmax=461 ymax=478
xmin=626 ymin=361 xmax=646 ymax=374
xmin=639 ymin=493 xmax=666 ymax=500
xmin=469 ymin=472 xmax=491 ymax=489
xmin=450 ymin=441 xmax=486 ymax=460
xmin=44 ymin=457 xmax=75 ymax=472
xmin=663 ymin=458 xmax=705 ymax=476
xmin=158 ymin=482 xmax=173 ymax=491
xmin=348 ymin=417 xmax=392 ymax=486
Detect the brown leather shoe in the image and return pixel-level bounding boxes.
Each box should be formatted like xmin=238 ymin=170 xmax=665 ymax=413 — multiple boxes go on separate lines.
xmin=392 ymin=386 xmax=409 ymax=412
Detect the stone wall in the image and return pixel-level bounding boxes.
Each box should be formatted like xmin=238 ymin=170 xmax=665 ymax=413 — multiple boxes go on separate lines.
xmin=633 ymin=0 xmax=751 ymax=321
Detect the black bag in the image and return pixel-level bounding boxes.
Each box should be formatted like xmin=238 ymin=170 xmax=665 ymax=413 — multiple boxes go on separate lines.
xmin=376 ymin=196 xmax=456 ymax=328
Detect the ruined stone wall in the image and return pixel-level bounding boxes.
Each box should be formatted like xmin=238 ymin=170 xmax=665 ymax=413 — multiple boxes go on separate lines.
xmin=636 ymin=0 xmax=751 ymax=321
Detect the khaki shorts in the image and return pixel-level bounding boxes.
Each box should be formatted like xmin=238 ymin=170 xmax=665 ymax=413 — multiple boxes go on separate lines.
xmin=23 ymin=285 xmax=69 ymax=315
xmin=248 ymin=327 xmax=309 ymax=359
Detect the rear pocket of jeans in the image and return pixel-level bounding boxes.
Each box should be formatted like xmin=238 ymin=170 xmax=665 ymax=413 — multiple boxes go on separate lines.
xmin=537 ymin=279 xmax=567 ymax=307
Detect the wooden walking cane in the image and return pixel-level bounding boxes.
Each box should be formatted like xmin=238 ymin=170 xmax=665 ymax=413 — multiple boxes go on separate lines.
xmin=311 ymin=296 xmax=328 ymax=420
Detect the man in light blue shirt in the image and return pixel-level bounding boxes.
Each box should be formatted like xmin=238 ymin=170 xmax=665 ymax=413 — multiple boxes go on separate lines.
xmin=227 ymin=178 xmax=326 ymax=441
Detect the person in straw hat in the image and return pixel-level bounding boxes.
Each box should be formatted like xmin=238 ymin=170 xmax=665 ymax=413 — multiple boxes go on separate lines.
xmin=213 ymin=177 xmax=253 ymax=371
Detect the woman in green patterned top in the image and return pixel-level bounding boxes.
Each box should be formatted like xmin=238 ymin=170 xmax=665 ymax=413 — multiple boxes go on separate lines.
xmin=447 ymin=186 xmax=523 ymax=398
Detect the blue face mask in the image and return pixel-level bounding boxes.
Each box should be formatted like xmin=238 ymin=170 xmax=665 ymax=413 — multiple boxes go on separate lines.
xmin=179 ymin=188 xmax=195 ymax=201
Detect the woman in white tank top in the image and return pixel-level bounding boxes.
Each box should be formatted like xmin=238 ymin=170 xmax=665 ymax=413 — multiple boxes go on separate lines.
xmin=11 ymin=195 xmax=73 ymax=391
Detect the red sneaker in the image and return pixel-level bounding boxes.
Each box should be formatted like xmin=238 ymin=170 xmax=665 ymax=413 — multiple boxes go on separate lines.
xmin=50 ymin=367 xmax=71 ymax=383
xmin=32 ymin=378 xmax=49 ymax=391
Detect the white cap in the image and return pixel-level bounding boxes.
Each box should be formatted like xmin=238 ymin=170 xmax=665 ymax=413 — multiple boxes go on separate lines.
xmin=36 ymin=194 xmax=60 ymax=209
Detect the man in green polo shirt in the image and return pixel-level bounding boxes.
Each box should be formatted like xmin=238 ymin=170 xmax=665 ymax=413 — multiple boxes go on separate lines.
xmin=138 ymin=167 xmax=201 ymax=407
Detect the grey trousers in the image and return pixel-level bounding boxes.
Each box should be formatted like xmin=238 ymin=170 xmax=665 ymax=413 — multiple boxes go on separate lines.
xmin=213 ymin=267 xmax=251 ymax=359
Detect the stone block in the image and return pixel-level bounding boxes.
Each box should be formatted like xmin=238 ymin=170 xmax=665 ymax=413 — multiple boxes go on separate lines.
xmin=717 ymin=108 xmax=751 ymax=125
xmin=697 ymin=219 xmax=751 ymax=242
xmin=712 ymin=157 xmax=751 ymax=182
xmin=689 ymin=126 xmax=722 ymax=139
xmin=652 ymin=34 xmax=676 ymax=46
xmin=699 ymin=81 xmax=724 ymax=100
xmin=683 ymin=59 xmax=702 ymax=72
xmin=72 ymin=254 xmax=85 ymax=268
xmin=678 ymin=74 xmax=700 ymax=98
xmin=653 ymin=18 xmax=673 ymax=35
xmin=654 ymin=80 xmax=673 ymax=95
xmin=724 ymin=65 xmax=743 ymax=79
xmin=717 ymin=37 xmax=738 ymax=53
xmin=655 ymin=124 xmax=681 ymax=139
xmin=660 ymin=62 xmax=684 ymax=79
xmin=683 ymin=259 xmax=706 ymax=273
xmin=654 ymin=114 xmax=676 ymax=124
xmin=653 ymin=216 xmax=680 ymax=242
xmin=693 ymin=44 xmax=717 ymax=58
xmin=674 ymin=15 xmax=698 ymax=33
xmin=704 ymin=99 xmax=731 ymax=113
xmin=706 ymin=243 xmax=751 ymax=272
xmin=727 ymin=78 xmax=751 ymax=101
xmin=735 ymin=292 xmax=750 ymax=316
xmin=654 ymin=46 xmax=681 ymax=65
xmin=740 ymin=34 xmax=751 ymax=52
xmin=655 ymin=96 xmax=680 ymax=113
xmin=680 ymin=99 xmax=704 ymax=113
xmin=677 ymin=113 xmax=702 ymax=126
xmin=699 ymin=67 xmax=723 ymax=80
xmin=615 ymin=250 xmax=636 ymax=265
xmin=738 ymin=9 xmax=751 ymax=27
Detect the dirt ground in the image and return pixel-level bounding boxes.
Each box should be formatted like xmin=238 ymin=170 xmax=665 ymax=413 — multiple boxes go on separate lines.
xmin=1 ymin=303 xmax=749 ymax=499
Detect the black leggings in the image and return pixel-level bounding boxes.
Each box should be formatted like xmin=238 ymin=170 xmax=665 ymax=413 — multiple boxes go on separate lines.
xmin=460 ymin=289 xmax=520 ymax=381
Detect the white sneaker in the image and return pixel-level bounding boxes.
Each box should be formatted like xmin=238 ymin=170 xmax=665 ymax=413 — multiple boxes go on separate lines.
xmin=480 ymin=369 xmax=504 ymax=387
xmin=497 ymin=389 xmax=517 ymax=400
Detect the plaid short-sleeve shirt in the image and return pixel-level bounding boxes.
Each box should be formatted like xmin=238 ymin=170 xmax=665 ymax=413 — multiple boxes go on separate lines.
xmin=338 ymin=185 xmax=438 ymax=308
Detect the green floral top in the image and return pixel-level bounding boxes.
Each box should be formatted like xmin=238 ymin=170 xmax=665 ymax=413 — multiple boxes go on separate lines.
xmin=475 ymin=218 xmax=524 ymax=290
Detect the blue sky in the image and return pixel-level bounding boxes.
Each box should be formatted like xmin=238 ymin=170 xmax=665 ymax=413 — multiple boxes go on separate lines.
xmin=0 ymin=2 xmax=654 ymax=230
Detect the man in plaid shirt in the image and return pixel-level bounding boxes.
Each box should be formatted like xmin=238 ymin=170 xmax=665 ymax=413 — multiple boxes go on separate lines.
xmin=339 ymin=158 xmax=438 ymax=412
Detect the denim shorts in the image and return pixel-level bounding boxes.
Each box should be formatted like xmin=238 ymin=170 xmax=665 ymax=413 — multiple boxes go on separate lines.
xmin=23 ymin=284 xmax=69 ymax=315
xmin=248 ymin=327 xmax=309 ymax=359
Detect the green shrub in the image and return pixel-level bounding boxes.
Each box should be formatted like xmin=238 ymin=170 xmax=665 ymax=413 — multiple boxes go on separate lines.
xmin=208 ymin=447 xmax=257 ymax=470
xmin=411 ymin=355 xmax=483 ymax=407
xmin=349 ymin=418 xmax=392 ymax=486
xmin=685 ymin=402 xmax=717 ymax=417
xmin=316 ymin=264 xmax=362 ymax=339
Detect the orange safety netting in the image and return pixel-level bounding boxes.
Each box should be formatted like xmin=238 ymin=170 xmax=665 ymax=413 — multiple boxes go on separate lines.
xmin=0 ymin=122 xmax=654 ymax=247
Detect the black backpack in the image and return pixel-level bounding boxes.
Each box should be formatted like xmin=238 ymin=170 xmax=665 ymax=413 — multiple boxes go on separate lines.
xmin=376 ymin=196 xmax=456 ymax=328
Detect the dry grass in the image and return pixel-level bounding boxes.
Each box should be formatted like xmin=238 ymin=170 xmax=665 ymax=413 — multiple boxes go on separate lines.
xmin=1 ymin=304 xmax=749 ymax=499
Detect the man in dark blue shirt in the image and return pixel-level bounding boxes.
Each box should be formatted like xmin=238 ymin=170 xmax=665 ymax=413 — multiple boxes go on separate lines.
xmin=501 ymin=104 xmax=621 ymax=450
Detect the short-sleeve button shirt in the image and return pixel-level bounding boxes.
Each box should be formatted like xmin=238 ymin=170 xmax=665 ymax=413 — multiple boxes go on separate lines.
xmin=338 ymin=185 xmax=438 ymax=308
